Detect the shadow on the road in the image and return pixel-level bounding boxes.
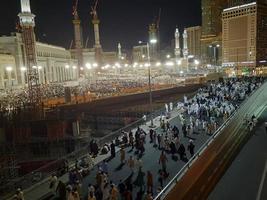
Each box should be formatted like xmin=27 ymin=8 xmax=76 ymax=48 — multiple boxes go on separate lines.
xmin=106 ymin=156 xmax=115 ymax=163
xmin=171 ymin=155 xmax=179 ymax=162
xmin=187 ymin=136 xmax=196 ymax=140
xmin=114 ymin=163 xmax=125 ymax=171
xmin=127 ymin=149 xmax=134 ymax=153
xmin=181 ymin=157 xmax=189 ymax=163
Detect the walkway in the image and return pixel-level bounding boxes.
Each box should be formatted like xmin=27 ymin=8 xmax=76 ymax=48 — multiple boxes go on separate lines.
xmin=21 ymin=104 xmax=215 ymax=200
xmin=208 ymin=108 xmax=267 ymax=200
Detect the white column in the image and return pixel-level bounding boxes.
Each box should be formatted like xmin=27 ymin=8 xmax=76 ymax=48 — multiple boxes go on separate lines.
xmin=118 ymin=43 xmax=122 ymax=59
xmin=183 ymin=29 xmax=188 ymax=57
xmin=175 ymin=28 xmax=180 ymax=58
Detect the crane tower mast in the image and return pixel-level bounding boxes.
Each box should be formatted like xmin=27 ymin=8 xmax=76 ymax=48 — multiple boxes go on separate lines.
xmin=18 ymin=0 xmax=41 ymax=106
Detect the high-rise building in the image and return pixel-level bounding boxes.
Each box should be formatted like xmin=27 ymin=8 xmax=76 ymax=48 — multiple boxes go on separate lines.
xmin=185 ymin=26 xmax=202 ymax=58
xmin=228 ymin=0 xmax=255 ymax=6
xmin=202 ymin=0 xmax=227 ymax=37
xmin=201 ymin=0 xmax=228 ymax=66
xmin=222 ymin=1 xmax=267 ymax=75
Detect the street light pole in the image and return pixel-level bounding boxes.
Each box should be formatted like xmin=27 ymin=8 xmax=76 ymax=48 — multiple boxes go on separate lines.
xmin=147 ymin=42 xmax=155 ymax=128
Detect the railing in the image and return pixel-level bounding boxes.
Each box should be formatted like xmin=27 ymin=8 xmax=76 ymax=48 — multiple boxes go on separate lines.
xmin=154 ymin=81 xmax=267 ymax=200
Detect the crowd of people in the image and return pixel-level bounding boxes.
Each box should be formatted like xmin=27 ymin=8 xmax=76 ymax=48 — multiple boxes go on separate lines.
xmin=0 ymin=75 xmax=177 ymax=113
xmin=12 ymin=76 xmax=265 ymax=200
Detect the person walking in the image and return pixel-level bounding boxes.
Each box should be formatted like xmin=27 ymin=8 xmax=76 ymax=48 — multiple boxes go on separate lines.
xmin=135 ymin=157 xmax=143 ymax=171
xmin=87 ymin=191 xmax=96 ymax=200
xmin=159 ymin=151 xmax=168 ymax=176
xmin=110 ymin=184 xmax=119 ymax=200
xmin=72 ymin=187 xmax=80 ymax=200
xmin=49 ymin=174 xmax=58 ymax=196
xmin=133 ymin=167 xmax=146 ymax=192
xmin=100 ymin=160 xmax=108 ymax=174
xmin=178 ymin=144 xmax=186 ymax=160
xmin=13 ymin=188 xmax=24 ymax=200
xmin=157 ymin=134 xmax=162 ymax=149
xmin=146 ymin=171 xmax=153 ymax=193
xmin=166 ymin=121 xmax=171 ymax=132
xmin=120 ymin=147 xmax=125 ymax=164
xmin=56 ymin=181 xmax=67 ymax=200
xmin=187 ymin=140 xmax=195 ymax=157
xmin=110 ymin=141 xmax=116 ymax=158
xmin=127 ymin=156 xmax=135 ymax=173
xmin=182 ymin=124 xmax=187 ymax=138
xmin=129 ymin=133 xmax=134 ymax=150
xmin=118 ymin=180 xmax=126 ymax=198
xmin=102 ymin=183 xmax=110 ymax=200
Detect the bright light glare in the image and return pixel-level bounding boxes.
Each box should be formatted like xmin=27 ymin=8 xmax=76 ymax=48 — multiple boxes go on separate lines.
xmin=156 ymin=62 xmax=161 ymax=66
xmin=166 ymin=61 xmax=174 ymax=66
xmin=92 ymin=63 xmax=98 ymax=67
xmin=105 ymin=64 xmax=110 ymax=69
xmin=20 ymin=67 xmax=27 ymax=71
xmin=6 ymin=66 xmax=13 ymax=71
xmin=86 ymin=63 xmax=92 ymax=69
xmin=150 ymin=39 xmax=157 ymax=44
xmin=166 ymin=54 xmax=171 ymax=59
xmin=72 ymin=66 xmax=77 ymax=69
xmin=65 ymin=65 xmax=70 ymax=69
xmin=188 ymin=55 xmax=194 ymax=58
xmin=194 ymin=60 xmax=200 ymax=65
xmin=144 ymin=63 xmax=151 ymax=67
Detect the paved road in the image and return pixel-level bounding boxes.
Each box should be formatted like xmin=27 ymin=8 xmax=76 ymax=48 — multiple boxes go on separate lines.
xmin=208 ymin=108 xmax=267 ymax=200
xmin=78 ymin=112 xmax=212 ymax=199
xmin=20 ymin=100 xmax=228 ymax=199
xmin=18 ymin=106 xmax=211 ymax=200
xmin=21 ymin=101 xmax=237 ymax=200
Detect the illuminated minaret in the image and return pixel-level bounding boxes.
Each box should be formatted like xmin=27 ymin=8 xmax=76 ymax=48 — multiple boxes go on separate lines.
xmin=92 ymin=18 xmax=101 ymax=50
xmin=72 ymin=0 xmax=83 ymax=76
xmin=118 ymin=43 xmax=122 ymax=60
xmin=183 ymin=29 xmax=188 ymax=58
xmin=91 ymin=4 xmax=102 ymax=64
xmin=18 ymin=0 xmax=40 ymax=105
xmin=174 ymin=28 xmax=181 ymax=58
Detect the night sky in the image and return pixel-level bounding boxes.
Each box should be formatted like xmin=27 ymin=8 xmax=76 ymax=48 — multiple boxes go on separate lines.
xmin=0 ymin=0 xmax=201 ymax=52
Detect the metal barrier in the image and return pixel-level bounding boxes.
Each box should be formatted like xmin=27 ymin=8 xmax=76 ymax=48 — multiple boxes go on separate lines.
xmin=153 ymin=81 xmax=267 ymax=200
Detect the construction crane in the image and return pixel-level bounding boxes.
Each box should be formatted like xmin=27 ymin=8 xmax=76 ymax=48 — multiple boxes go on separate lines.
xmin=90 ymin=0 xmax=102 ymax=65
xmin=90 ymin=0 xmax=99 ymax=21
xmin=19 ymin=0 xmax=41 ymax=109
xmin=72 ymin=0 xmax=79 ymax=19
xmin=156 ymin=8 xmax=161 ymax=52
xmin=72 ymin=0 xmax=84 ymax=76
